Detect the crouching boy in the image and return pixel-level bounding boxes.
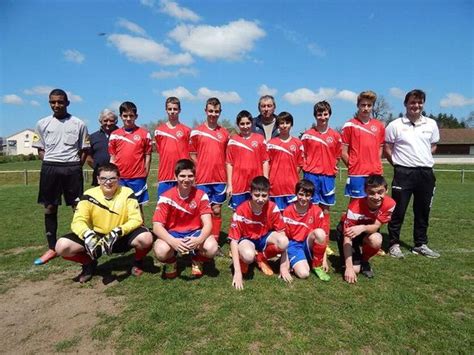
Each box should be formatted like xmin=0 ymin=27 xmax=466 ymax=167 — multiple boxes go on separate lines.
xmin=283 ymin=179 xmax=330 ymax=281
xmin=337 ymin=175 xmax=396 ymax=283
xmin=229 ymin=176 xmax=292 ymax=290
xmin=152 ymin=159 xmax=218 ymax=278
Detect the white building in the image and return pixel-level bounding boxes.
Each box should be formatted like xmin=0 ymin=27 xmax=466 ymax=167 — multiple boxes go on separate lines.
xmin=6 ymin=129 xmax=38 ymax=156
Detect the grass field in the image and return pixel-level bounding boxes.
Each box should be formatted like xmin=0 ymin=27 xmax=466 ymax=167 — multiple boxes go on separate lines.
xmin=0 ymin=160 xmax=473 ymax=353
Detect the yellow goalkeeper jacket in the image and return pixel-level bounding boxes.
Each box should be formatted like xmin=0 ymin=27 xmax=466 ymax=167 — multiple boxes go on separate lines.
xmin=71 ymin=186 xmax=143 ymax=239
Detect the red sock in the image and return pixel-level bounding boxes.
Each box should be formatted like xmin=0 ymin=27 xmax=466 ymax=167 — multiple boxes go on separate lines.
xmin=323 ymin=213 xmax=331 ymax=242
xmin=362 ymin=244 xmax=380 ymax=262
xmin=163 ymin=256 xmax=177 ymax=264
xmin=211 ymin=215 xmax=222 ymax=241
xmin=63 ymin=252 xmax=92 ymax=265
xmin=256 ymin=252 xmax=266 ymax=263
xmin=312 ymin=242 xmax=326 ymax=268
xmin=134 ymin=246 xmax=151 ymax=261
xmin=192 ymin=254 xmax=212 ymax=263
xmin=263 ymin=243 xmax=282 ymax=259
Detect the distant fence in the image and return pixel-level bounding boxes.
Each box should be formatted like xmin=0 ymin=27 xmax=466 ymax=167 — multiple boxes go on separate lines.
xmin=1 ymin=168 xmax=474 ymax=186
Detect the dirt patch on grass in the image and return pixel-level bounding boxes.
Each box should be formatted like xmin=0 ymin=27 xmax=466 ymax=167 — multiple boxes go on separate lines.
xmin=0 ymin=270 xmax=122 ymax=354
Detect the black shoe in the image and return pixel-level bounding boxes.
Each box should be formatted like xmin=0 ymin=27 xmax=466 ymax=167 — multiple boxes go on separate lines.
xmin=78 ymin=260 xmax=97 ymax=283
xmin=361 ymin=261 xmax=374 ymax=278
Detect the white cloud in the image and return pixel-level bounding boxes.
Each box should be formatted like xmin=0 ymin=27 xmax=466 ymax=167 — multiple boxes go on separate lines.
xmin=63 ymin=49 xmax=85 ymax=63
xmin=440 ymin=93 xmax=474 ymax=108
xmin=117 ymin=18 xmax=147 ymax=36
xmin=107 ymin=101 xmax=123 ymax=112
xmin=258 ymin=84 xmax=277 ymax=97
xmin=151 ymin=67 xmax=197 ymax=79
xmin=307 ymin=43 xmax=326 ymax=57
xmin=162 ymin=86 xmax=196 ymax=101
xmin=169 ymin=19 xmax=265 ymax=61
xmin=160 ymin=0 xmax=200 ymax=22
xmin=23 ymin=86 xmax=83 ymax=103
xmin=160 ymin=86 xmax=242 ymax=103
xmin=389 ymin=87 xmax=405 ymax=99
xmin=2 ymin=94 xmax=24 ymax=105
xmin=30 ymin=100 xmax=40 ymax=106
xmin=107 ymin=33 xmax=193 ymax=66
xmin=283 ymin=88 xmax=356 ymax=105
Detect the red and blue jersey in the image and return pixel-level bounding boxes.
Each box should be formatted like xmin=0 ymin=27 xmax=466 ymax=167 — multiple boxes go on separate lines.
xmin=282 ymin=203 xmax=324 ymax=242
xmin=342 ymin=196 xmax=396 ymax=232
xmin=301 ymin=127 xmax=341 ymax=176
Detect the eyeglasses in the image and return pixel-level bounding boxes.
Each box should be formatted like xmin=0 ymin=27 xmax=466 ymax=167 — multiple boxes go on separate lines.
xmin=98 ymin=176 xmax=118 ymax=183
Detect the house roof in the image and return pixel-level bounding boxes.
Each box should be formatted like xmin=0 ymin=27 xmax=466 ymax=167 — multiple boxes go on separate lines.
xmin=439 ymin=129 xmax=474 ymax=145
xmin=6 ymin=128 xmax=35 ymax=140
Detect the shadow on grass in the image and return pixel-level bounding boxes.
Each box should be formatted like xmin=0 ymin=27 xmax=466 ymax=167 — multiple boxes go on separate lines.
xmin=95 ymin=254 xmax=161 ymax=285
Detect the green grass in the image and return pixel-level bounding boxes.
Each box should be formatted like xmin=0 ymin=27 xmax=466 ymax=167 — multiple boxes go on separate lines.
xmin=1 ymin=163 xmax=473 ymax=352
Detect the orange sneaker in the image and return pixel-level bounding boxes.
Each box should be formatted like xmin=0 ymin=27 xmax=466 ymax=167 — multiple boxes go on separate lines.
xmin=256 ymin=253 xmax=274 ymax=276
xmin=34 ymin=249 xmax=58 ymax=265
xmin=191 ymin=260 xmax=203 ymax=277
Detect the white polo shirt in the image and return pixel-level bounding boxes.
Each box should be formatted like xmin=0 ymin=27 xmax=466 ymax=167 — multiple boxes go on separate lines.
xmin=385 ymin=115 xmax=439 ymax=167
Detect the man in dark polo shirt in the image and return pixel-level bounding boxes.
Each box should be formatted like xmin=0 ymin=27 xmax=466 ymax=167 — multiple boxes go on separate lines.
xmin=253 ymin=95 xmax=279 ymax=141
xmin=87 ymin=109 xmax=118 ymax=186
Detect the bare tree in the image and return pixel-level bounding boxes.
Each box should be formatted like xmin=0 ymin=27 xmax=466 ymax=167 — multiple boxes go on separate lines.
xmin=372 ymin=95 xmax=392 ymax=121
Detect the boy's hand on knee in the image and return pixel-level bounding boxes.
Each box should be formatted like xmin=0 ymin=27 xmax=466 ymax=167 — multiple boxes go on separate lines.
xmin=171 ymin=238 xmax=191 ymax=254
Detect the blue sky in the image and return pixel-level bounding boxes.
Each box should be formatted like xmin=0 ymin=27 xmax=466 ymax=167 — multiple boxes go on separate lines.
xmin=1 ymin=0 xmax=473 ymax=137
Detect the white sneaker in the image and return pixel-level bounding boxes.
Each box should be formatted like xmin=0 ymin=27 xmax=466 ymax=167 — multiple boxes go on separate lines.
xmin=389 ymin=244 xmax=405 ymax=259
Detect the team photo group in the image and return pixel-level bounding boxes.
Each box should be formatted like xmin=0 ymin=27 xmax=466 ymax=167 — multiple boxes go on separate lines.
xmin=31 ymin=87 xmax=440 ymax=289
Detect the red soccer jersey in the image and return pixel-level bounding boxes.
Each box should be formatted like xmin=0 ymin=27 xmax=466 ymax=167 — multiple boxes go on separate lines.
xmin=226 ymin=133 xmax=269 ymax=194
xmin=154 ymin=122 xmax=191 ymax=182
xmin=108 ymin=127 xmax=152 ymax=179
xmin=228 ymin=200 xmax=285 ymax=241
xmin=190 ymin=124 xmax=229 ymax=184
xmin=267 ymin=136 xmax=304 ymax=196
xmin=341 ymin=117 xmax=385 ymax=176
xmin=342 ymin=196 xmax=396 ymax=232
xmin=301 ymin=127 xmax=342 ymax=176
xmin=153 ymin=186 xmax=212 ymax=232
xmin=282 ymin=203 xmax=324 ymax=242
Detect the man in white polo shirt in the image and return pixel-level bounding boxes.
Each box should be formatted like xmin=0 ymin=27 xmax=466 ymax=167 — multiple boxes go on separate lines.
xmin=384 ymin=89 xmax=440 ymax=258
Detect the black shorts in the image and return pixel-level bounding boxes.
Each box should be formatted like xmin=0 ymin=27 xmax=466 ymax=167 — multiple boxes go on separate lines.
xmin=38 ymin=161 xmax=84 ymax=206
xmin=61 ymin=226 xmax=150 ymax=254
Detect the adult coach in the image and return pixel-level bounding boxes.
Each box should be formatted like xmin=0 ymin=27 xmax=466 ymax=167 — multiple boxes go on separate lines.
xmin=32 ymin=89 xmax=90 ymax=265
xmin=87 ymin=109 xmax=118 ymax=186
xmin=253 ymin=95 xmax=279 ymax=141
xmin=384 ymin=89 xmax=440 ymax=258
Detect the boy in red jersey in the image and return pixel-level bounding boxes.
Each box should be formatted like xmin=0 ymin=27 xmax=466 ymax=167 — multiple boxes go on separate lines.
xmin=190 ymin=97 xmax=229 ymax=241
xmin=283 ymin=179 xmax=330 ymax=281
xmin=109 ymin=101 xmax=152 ymax=218
xmin=337 ymin=175 xmax=396 ymax=283
xmin=152 ymin=159 xmax=218 ymax=278
xmin=267 ymin=112 xmax=304 ymax=210
xmin=341 ymin=91 xmax=385 ymax=198
xmin=154 ymin=97 xmax=191 ymax=197
xmin=226 ymin=110 xmax=269 ymax=210
xmin=301 ymin=101 xmax=342 ymax=241
xmin=229 ymin=176 xmax=292 ymax=290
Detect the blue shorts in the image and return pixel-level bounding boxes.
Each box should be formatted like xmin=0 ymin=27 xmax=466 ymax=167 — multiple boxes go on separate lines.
xmin=303 ymin=172 xmax=336 ymax=206
xmin=157 ymin=181 xmax=177 ymax=198
xmin=270 ymin=195 xmax=296 ymax=210
xmin=238 ymin=232 xmax=271 ymax=252
xmin=344 ymin=176 xmax=367 ymax=198
xmin=120 ymin=177 xmax=149 ymax=204
xmin=228 ymin=192 xmax=251 ymax=210
xmin=169 ymin=229 xmax=201 ymax=256
xmin=287 ymin=239 xmax=312 ymax=269
xmin=197 ymin=183 xmax=227 ymax=204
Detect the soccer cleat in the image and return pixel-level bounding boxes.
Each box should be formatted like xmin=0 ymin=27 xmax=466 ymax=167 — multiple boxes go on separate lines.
xmin=163 ymin=261 xmax=178 ymax=279
xmin=131 ymin=260 xmax=144 ymax=277
xmin=376 ymin=249 xmax=386 ymax=256
xmin=256 ymin=253 xmax=274 ymax=276
xmin=389 ymin=244 xmax=405 ymax=259
xmin=191 ymin=260 xmax=203 ymax=277
xmin=78 ymin=260 xmax=97 ymax=283
xmin=360 ymin=261 xmax=374 ymax=278
xmin=313 ymin=266 xmax=331 ymax=281
xmin=325 ymin=245 xmax=335 ymax=256
xmin=34 ymin=249 xmax=58 ymax=265
xmin=239 ymin=259 xmax=249 ymax=275
xmin=412 ymin=244 xmax=440 ymax=258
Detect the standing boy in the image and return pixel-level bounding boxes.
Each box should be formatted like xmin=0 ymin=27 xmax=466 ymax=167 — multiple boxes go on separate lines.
xmin=229 ymin=176 xmax=292 ymax=290
xmin=341 ymin=91 xmax=385 ymax=198
xmin=337 ymin=175 xmax=396 ymax=283
xmin=32 ymin=88 xmax=90 ymax=265
xmin=190 ymin=97 xmax=229 ymax=240
xmin=108 ymin=101 xmax=152 ymax=217
xmin=154 ymin=97 xmax=191 ymax=197
xmin=152 ymin=159 xmax=218 ymax=278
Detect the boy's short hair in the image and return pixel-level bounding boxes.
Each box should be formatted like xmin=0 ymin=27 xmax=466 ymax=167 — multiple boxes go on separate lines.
xmin=258 ymin=95 xmax=276 ymax=109
xmin=276 ymin=111 xmax=293 ymax=126
xmin=97 ymin=163 xmax=120 ymax=177
xmin=313 ymin=101 xmax=332 ymax=116
xmin=175 ymin=159 xmax=196 ymax=176
xmin=236 ymin=110 xmax=253 ymax=125
xmin=98 ymin=109 xmax=118 ymax=123
xmin=119 ymin=101 xmax=137 ymax=115
xmin=166 ymin=96 xmax=181 ymax=110
xmin=250 ymin=176 xmax=270 ymax=192
xmin=404 ymin=89 xmax=426 ymax=105
xmin=295 ymin=179 xmax=315 ymax=196
xmin=364 ymin=175 xmax=387 ymax=190
xmin=206 ymin=97 xmax=221 ymax=108
xmin=49 ymin=88 xmax=68 ymax=101
xmin=357 ymin=91 xmax=377 ymax=105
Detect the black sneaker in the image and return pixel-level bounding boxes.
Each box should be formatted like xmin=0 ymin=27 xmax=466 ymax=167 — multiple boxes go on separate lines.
xmin=360 ymin=261 xmax=374 ymax=278
xmin=78 ymin=260 xmax=98 ymax=283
